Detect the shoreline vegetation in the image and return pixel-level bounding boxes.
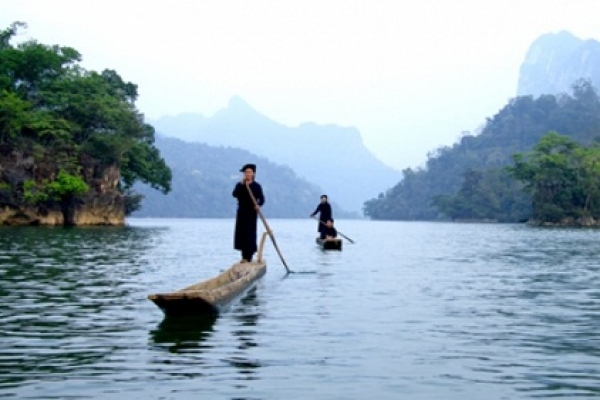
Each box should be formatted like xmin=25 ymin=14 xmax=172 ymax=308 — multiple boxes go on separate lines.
xmin=2 ymin=22 xmax=600 ymax=228
xmin=0 ymin=22 xmax=171 ymax=226
xmin=363 ymin=80 xmax=600 ymax=228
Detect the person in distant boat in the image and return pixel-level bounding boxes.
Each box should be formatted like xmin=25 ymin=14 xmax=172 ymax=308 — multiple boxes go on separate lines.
xmin=310 ymin=194 xmax=333 ymax=238
xmin=232 ymin=163 xmax=265 ymax=263
xmin=320 ymin=219 xmax=337 ymax=240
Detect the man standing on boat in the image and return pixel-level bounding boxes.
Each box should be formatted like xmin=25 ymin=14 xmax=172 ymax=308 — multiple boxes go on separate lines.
xmin=233 ymin=163 xmax=265 ymax=263
xmin=310 ymin=195 xmax=333 ymax=238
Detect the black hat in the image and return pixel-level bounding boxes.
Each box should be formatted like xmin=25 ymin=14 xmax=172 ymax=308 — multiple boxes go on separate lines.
xmin=240 ymin=163 xmax=256 ymax=172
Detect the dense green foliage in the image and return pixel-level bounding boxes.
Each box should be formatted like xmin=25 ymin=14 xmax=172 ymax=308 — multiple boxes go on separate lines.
xmin=0 ymin=22 xmax=171 ymax=207
xmin=509 ymin=132 xmax=600 ymax=222
xmin=363 ymin=79 xmax=600 ymax=222
xmin=432 ymin=168 xmax=531 ymax=222
xmin=23 ymin=171 xmax=89 ymax=203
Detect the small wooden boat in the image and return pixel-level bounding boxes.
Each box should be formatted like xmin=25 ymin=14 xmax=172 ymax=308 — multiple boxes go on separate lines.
xmin=316 ymin=237 xmax=343 ymax=251
xmin=148 ymin=233 xmax=268 ymax=317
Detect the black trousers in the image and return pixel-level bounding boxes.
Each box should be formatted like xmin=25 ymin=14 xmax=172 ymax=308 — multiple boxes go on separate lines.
xmin=242 ymin=249 xmax=254 ymax=261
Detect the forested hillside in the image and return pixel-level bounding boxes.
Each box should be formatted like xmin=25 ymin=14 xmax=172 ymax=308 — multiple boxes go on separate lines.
xmin=132 ymin=136 xmax=350 ymax=218
xmin=151 ymin=97 xmax=401 ymax=212
xmin=364 ymin=80 xmax=600 ymax=221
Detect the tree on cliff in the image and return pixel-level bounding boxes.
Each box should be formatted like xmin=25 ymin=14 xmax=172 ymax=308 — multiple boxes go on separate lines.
xmin=0 ymin=22 xmax=171 ymax=225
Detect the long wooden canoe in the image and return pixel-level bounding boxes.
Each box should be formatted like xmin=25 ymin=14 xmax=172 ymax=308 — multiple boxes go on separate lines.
xmin=316 ymin=237 xmax=343 ymax=251
xmin=148 ymin=233 xmax=268 ymax=317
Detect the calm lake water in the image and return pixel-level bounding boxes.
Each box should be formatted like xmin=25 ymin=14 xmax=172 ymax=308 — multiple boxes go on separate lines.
xmin=0 ymin=218 xmax=599 ymax=399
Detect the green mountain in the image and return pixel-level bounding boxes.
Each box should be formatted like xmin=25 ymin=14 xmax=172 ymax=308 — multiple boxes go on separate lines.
xmin=132 ymin=136 xmax=351 ymax=218
xmin=363 ymin=79 xmax=600 ymax=221
xmin=362 ymin=29 xmax=600 ymax=221
xmin=150 ymin=97 xmax=401 ymax=212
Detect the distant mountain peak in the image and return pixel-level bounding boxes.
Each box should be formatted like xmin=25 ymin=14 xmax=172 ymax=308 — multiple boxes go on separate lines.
xmin=150 ymin=97 xmax=401 ymax=211
xmin=224 ymin=95 xmax=258 ymax=115
xmin=207 ymin=95 xmax=270 ymax=126
xmin=517 ymin=31 xmax=600 ymax=97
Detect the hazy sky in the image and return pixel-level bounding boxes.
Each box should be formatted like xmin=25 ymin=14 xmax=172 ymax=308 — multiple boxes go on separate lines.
xmin=2 ymin=0 xmax=600 ymax=170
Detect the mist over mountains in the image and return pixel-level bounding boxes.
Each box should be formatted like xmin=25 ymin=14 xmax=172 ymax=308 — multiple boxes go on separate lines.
xmin=150 ymin=97 xmax=401 ymax=212
xmin=142 ymin=31 xmax=600 ymax=220
xmin=132 ymin=135 xmax=353 ymax=219
xmin=363 ymin=29 xmax=600 ymax=221
xmin=518 ymin=30 xmax=600 ymax=97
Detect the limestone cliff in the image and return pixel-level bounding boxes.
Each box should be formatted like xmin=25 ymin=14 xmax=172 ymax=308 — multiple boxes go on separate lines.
xmin=0 ymin=147 xmax=124 ymax=226
xmin=518 ymin=31 xmax=600 ymax=97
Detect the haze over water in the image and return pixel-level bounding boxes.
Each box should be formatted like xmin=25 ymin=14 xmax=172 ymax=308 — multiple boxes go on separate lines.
xmin=1 ymin=219 xmax=599 ymax=399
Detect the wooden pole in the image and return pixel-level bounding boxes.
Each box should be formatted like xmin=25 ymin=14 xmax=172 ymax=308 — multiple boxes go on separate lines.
xmin=311 ymin=216 xmax=355 ymax=244
xmin=246 ymin=183 xmax=291 ymax=273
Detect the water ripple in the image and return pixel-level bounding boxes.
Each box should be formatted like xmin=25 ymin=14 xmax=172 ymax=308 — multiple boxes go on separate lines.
xmin=0 ymin=220 xmax=600 ymax=399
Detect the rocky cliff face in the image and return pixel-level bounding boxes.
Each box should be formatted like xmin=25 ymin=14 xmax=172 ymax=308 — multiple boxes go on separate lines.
xmin=0 ymin=147 xmax=124 ymax=226
xmin=518 ymin=31 xmax=600 ymax=97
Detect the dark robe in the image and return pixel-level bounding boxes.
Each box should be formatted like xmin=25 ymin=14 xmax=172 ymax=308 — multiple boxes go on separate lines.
xmin=232 ymin=181 xmax=265 ymax=255
xmin=310 ymin=202 xmax=332 ymax=234
xmin=320 ymin=225 xmax=337 ymax=240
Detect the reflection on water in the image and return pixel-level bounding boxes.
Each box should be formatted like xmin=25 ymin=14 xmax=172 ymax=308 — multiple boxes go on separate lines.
xmin=225 ymin=291 xmax=263 ymax=382
xmin=149 ymin=315 xmax=218 ymax=353
xmin=147 ymin=287 xmax=264 ymax=389
xmin=1 ymin=219 xmax=600 ymax=399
